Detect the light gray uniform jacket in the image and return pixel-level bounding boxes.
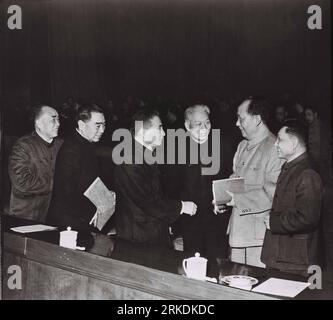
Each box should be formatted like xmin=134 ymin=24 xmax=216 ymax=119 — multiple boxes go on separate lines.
xmin=228 ymin=131 xmax=284 ymax=248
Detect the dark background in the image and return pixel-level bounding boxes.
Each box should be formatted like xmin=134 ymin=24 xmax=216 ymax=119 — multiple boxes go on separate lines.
xmin=0 ymin=0 xmax=331 ymax=201
xmin=0 ymin=0 xmax=331 ymax=113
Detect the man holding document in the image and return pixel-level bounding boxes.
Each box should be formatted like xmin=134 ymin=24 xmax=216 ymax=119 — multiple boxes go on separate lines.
xmin=47 ymin=104 xmax=114 ymax=233
xmin=215 ymin=98 xmax=284 ymax=267
xmin=171 ymin=104 xmax=234 ymax=260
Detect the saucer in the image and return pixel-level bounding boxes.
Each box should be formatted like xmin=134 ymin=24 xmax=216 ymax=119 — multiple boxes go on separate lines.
xmin=220 ymin=275 xmax=258 ymax=285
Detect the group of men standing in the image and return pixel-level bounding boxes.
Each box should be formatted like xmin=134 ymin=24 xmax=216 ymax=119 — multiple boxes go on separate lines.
xmin=7 ymin=97 xmax=324 ymax=276
xmin=8 ymin=104 xmax=107 ymax=233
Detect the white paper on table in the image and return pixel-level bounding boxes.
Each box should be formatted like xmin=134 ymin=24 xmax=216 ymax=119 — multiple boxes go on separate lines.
xmin=10 ymin=224 xmax=58 ymax=233
xmin=251 ymin=277 xmax=311 ymax=298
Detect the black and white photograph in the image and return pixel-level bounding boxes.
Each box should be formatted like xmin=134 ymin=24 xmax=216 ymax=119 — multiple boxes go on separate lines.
xmin=0 ymin=0 xmax=332 ymax=304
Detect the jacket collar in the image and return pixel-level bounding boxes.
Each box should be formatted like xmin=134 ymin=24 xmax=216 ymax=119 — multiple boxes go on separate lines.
xmin=246 ymin=127 xmax=272 ymax=150
xmin=74 ymin=129 xmax=93 ymax=146
xmin=282 ymin=152 xmax=308 ymax=171
xmin=32 ymin=131 xmax=54 ymax=147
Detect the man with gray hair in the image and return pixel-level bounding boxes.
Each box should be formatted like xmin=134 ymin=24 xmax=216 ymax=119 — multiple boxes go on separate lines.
xmin=169 ymin=104 xmax=233 ymax=261
xmin=184 ymin=104 xmax=211 ymax=144
xmin=217 ymin=98 xmax=284 ymax=267
xmin=8 ymin=105 xmax=63 ymax=222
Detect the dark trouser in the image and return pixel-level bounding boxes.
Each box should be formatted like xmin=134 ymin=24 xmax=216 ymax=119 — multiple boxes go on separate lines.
xmin=181 ymin=214 xmax=230 ymax=260
xmin=322 ymin=186 xmax=333 ymax=280
xmin=323 ymin=232 xmax=333 ymax=281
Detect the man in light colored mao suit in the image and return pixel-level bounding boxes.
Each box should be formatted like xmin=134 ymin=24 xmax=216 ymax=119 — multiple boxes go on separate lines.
xmin=217 ymin=98 xmax=284 ymax=267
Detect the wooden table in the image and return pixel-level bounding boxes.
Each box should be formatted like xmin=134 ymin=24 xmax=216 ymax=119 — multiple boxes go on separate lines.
xmin=2 ymin=215 xmax=332 ymax=300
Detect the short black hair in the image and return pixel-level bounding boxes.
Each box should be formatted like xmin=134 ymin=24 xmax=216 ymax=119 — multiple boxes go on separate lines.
xmin=246 ymin=98 xmax=271 ymax=125
xmin=283 ymin=119 xmax=308 ymax=146
xmin=131 ymin=108 xmax=160 ymax=135
xmin=76 ymin=104 xmax=104 ymax=126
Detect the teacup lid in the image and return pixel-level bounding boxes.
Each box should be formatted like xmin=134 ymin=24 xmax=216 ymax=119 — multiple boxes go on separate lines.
xmin=61 ymin=226 xmax=77 ymax=235
xmin=192 ymin=252 xmax=207 ymax=261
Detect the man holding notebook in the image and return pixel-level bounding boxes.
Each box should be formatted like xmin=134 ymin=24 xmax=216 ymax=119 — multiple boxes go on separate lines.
xmin=218 ymin=98 xmax=284 ymax=267
xmin=166 ymin=104 xmax=234 ymax=260
xmin=47 ymin=104 xmax=109 ymax=232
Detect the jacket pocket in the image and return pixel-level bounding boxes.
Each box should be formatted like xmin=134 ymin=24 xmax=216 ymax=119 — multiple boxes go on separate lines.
xmin=245 ymin=166 xmax=263 ymax=186
xmin=277 ymin=236 xmax=309 ymax=265
xmin=254 ymin=215 xmax=266 ymax=240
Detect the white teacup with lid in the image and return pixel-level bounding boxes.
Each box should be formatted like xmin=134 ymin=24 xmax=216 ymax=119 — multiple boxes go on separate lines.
xmin=59 ymin=227 xmax=78 ymax=249
xmin=182 ymin=252 xmax=207 ymax=281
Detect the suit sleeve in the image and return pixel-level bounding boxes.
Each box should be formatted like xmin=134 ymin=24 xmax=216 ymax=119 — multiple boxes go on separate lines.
xmin=220 ymin=134 xmax=235 ymax=178
xmin=54 ymin=148 xmax=82 ymax=199
xmin=8 ymin=140 xmax=50 ymax=194
xmin=270 ymin=170 xmax=322 ymax=234
xmin=116 ymin=164 xmax=182 ymax=223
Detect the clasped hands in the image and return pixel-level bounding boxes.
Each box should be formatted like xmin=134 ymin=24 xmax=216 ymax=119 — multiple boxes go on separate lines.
xmin=181 ymin=201 xmax=197 ymax=216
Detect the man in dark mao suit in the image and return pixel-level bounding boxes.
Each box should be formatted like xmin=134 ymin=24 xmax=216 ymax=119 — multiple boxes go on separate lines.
xmin=8 ymin=105 xmax=62 ymax=222
xmin=47 ymin=104 xmax=107 ymax=232
xmin=261 ymin=120 xmax=323 ymax=275
xmin=165 ymin=105 xmax=234 ymax=260
xmin=113 ymin=108 xmax=197 ymax=246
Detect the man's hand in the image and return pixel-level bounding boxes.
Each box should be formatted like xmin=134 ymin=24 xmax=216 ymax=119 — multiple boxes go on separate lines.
xmin=226 ymin=191 xmax=235 ymax=206
xmin=264 ymin=216 xmax=270 ymax=230
xmin=109 ymin=190 xmax=116 ymax=213
xmin=182 ymin=201 xmax=197 ymax=216
xmin=212 ymin=200 xmax=229 ymax=214
xmin=89 ymin=208 xmax=101 ymax=227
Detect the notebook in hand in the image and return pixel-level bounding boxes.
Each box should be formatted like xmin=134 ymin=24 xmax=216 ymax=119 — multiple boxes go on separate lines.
xmin=212 ymin=177 xmax=245 ymax=205
xmin=84 ymin=177 xmax=116 ymax=230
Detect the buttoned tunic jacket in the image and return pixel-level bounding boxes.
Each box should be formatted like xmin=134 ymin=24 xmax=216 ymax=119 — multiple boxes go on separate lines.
xmin=8 ymin=132 xmax=63 ymax=222
xmin=261 ymin=153 xmax=322 ymax=272
xmin=113 ymin=140 xmax=182 ymax=246
xmin=47 ymin=131 xmax=101 ymax=232
xmin=228 ymin=130 xmax=284 ymax=248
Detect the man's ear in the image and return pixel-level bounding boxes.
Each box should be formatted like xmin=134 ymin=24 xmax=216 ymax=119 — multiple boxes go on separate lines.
xmin=255 ymin=115 xmax=262 ymax=127
xmin=134 ymin=120 xmax=144 ymax=139
xmin=35 ymin=119 xmax=41 ymax=131
xmin=184 ymin=120 xmax=191 ymax=131
xmin=137 ymin=127 xmax=144 ymax=139
xmin=291 ymin=135 xmax=299 ymax=151
xmin=78 ymin=120 xmax=85 ymax=131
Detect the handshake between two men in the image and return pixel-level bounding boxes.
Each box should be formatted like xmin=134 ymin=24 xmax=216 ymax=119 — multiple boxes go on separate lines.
xmin=89 ymin=189 xmax=233 ymax=229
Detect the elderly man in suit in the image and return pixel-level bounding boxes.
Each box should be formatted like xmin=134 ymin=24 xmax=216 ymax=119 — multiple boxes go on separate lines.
xmin=167 ymin=104 xmax=234 ymax=260
xmin=261 ymin=120 xmax=322 ymax=275
xmin=217 ymin=98 xmax=284 ymax=267
xmin=8 ymin=105 xmax=62 ymax=222
xmin=113 ymin=108 xmax=197 ymax=246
